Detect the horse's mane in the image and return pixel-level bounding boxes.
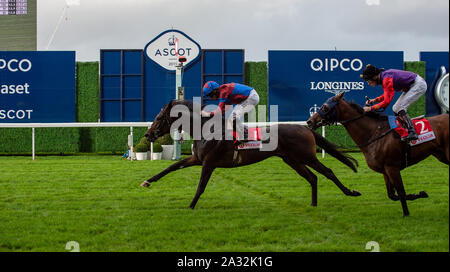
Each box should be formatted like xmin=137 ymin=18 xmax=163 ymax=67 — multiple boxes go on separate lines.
xmin=346 ymin=100 xmax=388 ymax=121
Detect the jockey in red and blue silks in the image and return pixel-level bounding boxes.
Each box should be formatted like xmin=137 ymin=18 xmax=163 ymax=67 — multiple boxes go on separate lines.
xmin=361 ymin=64 xmax=427 ymax=142
xmin=201 ymin=81 xmax=260 ymax=144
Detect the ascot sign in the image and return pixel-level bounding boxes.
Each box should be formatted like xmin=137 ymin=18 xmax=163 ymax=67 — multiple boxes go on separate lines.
xmin=144 ymin=29 xmax=201 ymax=71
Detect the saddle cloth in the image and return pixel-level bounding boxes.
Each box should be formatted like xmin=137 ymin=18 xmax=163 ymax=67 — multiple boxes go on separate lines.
xmin=388 ymin=116 xmax=436 ymax=146
xmin=233 ymin=127 xmax=261 ymax=141
xmin=234 ymin=127 xmax=262 ymax=150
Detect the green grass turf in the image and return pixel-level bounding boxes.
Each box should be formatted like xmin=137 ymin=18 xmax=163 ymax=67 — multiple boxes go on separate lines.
xmin=0 ymin=153 xmax=448 ymax=252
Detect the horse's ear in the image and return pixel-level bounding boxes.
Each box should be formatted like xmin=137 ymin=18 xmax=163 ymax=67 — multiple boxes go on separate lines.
xmin=335 ymin=91 xmax=345 ymax=101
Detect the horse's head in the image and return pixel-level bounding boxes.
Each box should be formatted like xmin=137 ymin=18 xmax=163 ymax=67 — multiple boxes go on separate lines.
xmin=307 ymin=92 xmax=345 ymax=130
xmin=145 ymin=101 xmax=176 ymax=142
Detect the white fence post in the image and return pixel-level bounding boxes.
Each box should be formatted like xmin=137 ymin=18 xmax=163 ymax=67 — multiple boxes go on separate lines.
xmin=130 ymin=126 xmax=134 ymax=160
xmin=322 ymin=126 xmax=326 ymax=158
xmin=149 ymin=126 xmax=153 ymax=160
xmin=32 ymin=127 xmax=35 ymax=161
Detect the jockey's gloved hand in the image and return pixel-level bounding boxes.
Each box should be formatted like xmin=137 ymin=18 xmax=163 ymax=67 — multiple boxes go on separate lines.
xmin=365 ymin=98 xmax=376 ymax=106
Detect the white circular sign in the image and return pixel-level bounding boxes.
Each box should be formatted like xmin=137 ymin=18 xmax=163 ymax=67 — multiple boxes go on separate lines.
xmin=144 ymin=30 xmax=201 ymax=71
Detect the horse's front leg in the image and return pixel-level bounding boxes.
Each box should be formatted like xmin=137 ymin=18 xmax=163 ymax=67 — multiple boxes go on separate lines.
xmin=384 ymin=166 xmax=410 ymax=216
xmin=141 ymin=156 xmax=201 ymax=187
xmin=189 ymin=164 xmax=216 ymax=209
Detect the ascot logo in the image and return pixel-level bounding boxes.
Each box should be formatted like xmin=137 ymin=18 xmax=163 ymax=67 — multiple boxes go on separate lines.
xmin=144 ymin=30 xmax=201 ymax=71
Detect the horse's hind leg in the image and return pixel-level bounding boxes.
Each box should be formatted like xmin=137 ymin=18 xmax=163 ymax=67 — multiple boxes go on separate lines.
xmin=141 ymin=156 xmax=201 ymax=187
xmin=384 ymin=173 xmax=428 ymax=201
xmin=282 ymin=157 xmax=318 ymax=206
xmin=307 ymin=159 xmax=361 ymax=197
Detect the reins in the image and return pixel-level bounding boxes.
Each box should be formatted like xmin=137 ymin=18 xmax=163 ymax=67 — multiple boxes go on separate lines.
xmin=358 ymin=128 xmax=394 ymax=148
xmin=338 ymin=113 xmax=394 ymax=148
xmin=339 ymin=114 xmax=365 ymax=125
xmin=324 ymin=101 xmax=393 ymax=148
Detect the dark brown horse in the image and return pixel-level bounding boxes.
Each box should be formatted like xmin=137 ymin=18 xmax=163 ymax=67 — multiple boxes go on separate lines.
xmin=307 ymin=92 xmax=449 ymax=216
xmin=142 ymin=100 xmax=361 ymax=209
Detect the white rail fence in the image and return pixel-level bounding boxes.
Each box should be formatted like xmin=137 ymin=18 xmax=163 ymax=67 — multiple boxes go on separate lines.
xmin=0 ymin=122 xmax=325 ymax=160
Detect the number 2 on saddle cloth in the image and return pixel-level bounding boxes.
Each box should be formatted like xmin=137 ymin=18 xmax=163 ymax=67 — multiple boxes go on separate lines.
xmin=388 ymin=116 xmax=436 ymax=146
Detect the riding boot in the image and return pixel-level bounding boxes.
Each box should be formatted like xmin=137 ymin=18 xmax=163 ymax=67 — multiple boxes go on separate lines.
xmin=398 ymin=110 xmax=418 ymax=142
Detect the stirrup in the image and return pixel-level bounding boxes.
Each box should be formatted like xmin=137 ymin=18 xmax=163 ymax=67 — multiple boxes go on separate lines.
xmin=408 ymin=132 xmax=418 ymax=141
xmin=401 ymin=132 xmax=418 ymax=142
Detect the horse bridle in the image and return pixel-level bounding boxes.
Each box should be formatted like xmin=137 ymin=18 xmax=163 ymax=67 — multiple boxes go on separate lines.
xmin=317 ymin=99 xmax=393 ymax=148
xmin=317 ymin=99 xmax=347 ymax=125
xmin=152 ymin=109 xmax=172 ymax=139
xmin=152 ymin=105 xmax=185 ymax=143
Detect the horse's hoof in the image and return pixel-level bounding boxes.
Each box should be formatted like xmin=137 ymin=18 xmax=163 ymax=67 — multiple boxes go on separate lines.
xmin=352 ymin=190 xmax=361 ymax=196
xmin=419 ymin=191 xmax=428 ymax=198
xmin=140 ymin=181 xmax=150 ymax=188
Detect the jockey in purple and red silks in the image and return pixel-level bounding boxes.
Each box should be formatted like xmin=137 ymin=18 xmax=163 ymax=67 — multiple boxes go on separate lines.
xmin=361 ymin=64 xmax=427 ymax=142
xmin=201 ymin=81 xmax=260 ymax=145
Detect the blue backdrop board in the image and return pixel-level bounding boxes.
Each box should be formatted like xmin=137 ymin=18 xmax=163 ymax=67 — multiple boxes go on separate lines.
xmin=201 ymin=49 xmax=245 ymax=108
xmin=419 ymin=51 xmax=449 ymax=116
xmin=0 ymin=51 xmax=76 ymax=123
xmin=100 ymin=50 xmax=145 ymax=122
xmin=202 ymin=49 xmax=245 ymax=87
xmin=268 ymin=51 xmax=404 ymax=121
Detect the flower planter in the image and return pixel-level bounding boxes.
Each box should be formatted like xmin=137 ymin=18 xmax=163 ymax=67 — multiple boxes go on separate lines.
xmin=135 ymin=152 xmax=148 ymax=161
xmin=151 ymin=152 xmax=162 ymax=160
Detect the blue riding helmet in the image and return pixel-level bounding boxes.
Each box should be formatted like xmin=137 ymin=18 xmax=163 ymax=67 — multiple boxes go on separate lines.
xmin=203 ymin=81 xmax=219 ymax=97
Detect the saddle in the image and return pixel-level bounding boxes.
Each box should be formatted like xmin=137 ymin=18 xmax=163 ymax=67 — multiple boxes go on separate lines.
xmin=232 ymin=127 xmax=262 ymax=149
xmin=388 ymin=115 xmax=436 ymax=146
xmin=232 ymin=127 xmax=263 ymax=165
xmin=232 ymin=126 xmax=261 ymax=140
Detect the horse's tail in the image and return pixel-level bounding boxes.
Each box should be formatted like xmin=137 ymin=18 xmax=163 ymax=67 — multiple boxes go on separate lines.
xmin=312 ymin=130 xmax=358 ymax=172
